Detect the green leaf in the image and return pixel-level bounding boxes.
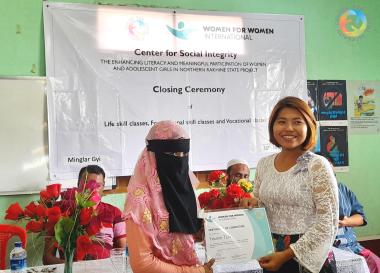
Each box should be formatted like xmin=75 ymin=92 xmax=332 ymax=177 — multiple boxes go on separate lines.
xmin=82 ymin=200 xmax=96 ymax=208
xmin=54 ymin=217 xmax=75 ymax=246
xmin=75 ymin=191 xmax=94 ymax=208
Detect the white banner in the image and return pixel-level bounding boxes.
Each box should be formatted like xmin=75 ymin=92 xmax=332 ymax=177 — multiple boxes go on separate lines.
xmin=43 ymin=2 xmax=307 ymax=179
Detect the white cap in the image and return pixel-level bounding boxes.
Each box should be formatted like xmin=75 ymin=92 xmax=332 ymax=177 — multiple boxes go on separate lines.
xmin=227 ymin=159 xmax=249 ymax=169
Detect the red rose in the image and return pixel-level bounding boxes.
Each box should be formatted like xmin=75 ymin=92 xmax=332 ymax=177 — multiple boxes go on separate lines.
xmin=208 ymin=170 xmax=226 ymax=183
xmin=207 ymin=170 xmax=227 ymax=187
xmin=209 ymin=198 xmax=224 ymax=210
xmin=89 ymin=191 xmax=101 ymax=205
xmin=25 ymin=202 xmax=46 ymax=218
xmin=198 ymin=192 xmax=211 ymax=208
xmin=79 ymin=207 xmax=93 ymax=225
xmin=226 ymin=184 xmax=244 ymax=199
xmin=40 ymin=190 xmax=50 ymax=202
xmin=79 ymin=179 xmax=100 ymax=192
xmin=222 ymin=195 xmax=235 ymax=208
xmin=26 ymin=220 xmax=44 ymax=233
xmin=61 ymin=188 xmax=78 ymax=200
xmin=35 ymin=204 xmax=47 ymax=217
xmin=5 ymin=203 xmax=24 ymax=220
xmin=208 ymin=171 xmax=218 ymax=182
xmin=79 ymin=180 xmax=101 ymax=205
xmin=24 ymin=202 xmax=39 ymax=217
xmin=58 ymin=200 xmax=76 ymax=216
xmin=209 ymin=189 xmax=220 ymax=199
xmin=46 ymin=206 xmax=61 ymax=224
xmin=76 ymin=235 xmax=93 ymax=260
xmin=46 ymin=184 xmax=61 ymax=199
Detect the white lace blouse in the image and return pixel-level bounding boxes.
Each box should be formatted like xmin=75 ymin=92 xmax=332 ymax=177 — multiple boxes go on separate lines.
xmin=253 ymin=152 xmax=339 ymax=273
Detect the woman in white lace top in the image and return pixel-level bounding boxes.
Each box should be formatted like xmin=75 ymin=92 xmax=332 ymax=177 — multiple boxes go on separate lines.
xmin=244 ymin=97 xmax=339 ymax=273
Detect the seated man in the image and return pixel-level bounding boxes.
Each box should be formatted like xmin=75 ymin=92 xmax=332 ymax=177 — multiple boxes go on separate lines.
xmin=43 ymin=165 xmax=127 ymax=264
xmin=317 ymin=152 xmax=380 ymax=273
xmin=336 ymin=182 xmax=380 ymax=273
xmin=226 ymin=159 xmax=250 ymax=186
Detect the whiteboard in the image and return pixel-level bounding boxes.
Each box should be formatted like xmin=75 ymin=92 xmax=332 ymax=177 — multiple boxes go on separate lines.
xmin=0 ymin=77 xmax=113 ymax=195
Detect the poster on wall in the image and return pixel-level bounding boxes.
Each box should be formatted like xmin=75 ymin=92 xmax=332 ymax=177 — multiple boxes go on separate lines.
xmin=347 ymin=81 xmax=380 ymax=134
xmin=307 ymin=80 xmax=319 ymax=120
xmin=43 ymin=2 xmax=307 ymax=179
xmin=307 ymin=79 xmax=349 ymax=172
xmin=317 ymin=80 xmax=347 ymax=124
xmin=319 ymin=126 xmax=349 ymax=172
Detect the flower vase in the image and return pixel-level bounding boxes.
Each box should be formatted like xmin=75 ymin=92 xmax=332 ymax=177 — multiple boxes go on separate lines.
xmin=64 ymin=248 xmax=75 ymax=273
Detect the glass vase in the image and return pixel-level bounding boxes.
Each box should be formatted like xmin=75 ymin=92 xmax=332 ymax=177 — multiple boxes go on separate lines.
xmin=64 ymin=248 xmax=75 ymax=273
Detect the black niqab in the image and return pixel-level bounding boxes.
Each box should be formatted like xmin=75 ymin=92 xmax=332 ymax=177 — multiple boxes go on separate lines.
xmin=147 ymin=139 xmax=201 ymax=234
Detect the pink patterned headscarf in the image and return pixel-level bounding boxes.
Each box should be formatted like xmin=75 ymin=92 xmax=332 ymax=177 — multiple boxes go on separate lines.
xmin=124 ymin=121 xmax=200 ymax=266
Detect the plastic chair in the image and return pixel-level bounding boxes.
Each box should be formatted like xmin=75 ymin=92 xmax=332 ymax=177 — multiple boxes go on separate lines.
xmin=0 ymin=224 xmax=27 ymax=270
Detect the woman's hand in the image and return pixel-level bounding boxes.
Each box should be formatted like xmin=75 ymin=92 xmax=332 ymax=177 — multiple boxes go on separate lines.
xmin=203 ymin=258 xmax=215 ymax=273
xmin=258 ymin=249 xmax=294 ymax=271
xmin=240 ymin=197 xmax=258 ymax=209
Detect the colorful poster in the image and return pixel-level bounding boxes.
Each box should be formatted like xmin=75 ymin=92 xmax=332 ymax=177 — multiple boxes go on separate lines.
xmin=320 ymin=126 xmax=349 ymax=171
xmin=307 ymin=80 xmax=319 ymax=120
xmin=204 ymin=208 xmax=273 ymax=265
xmin=317 ymin=80 xmax=347 ymax=122
xmin=347 ymin=81 xmax=380 ymax=134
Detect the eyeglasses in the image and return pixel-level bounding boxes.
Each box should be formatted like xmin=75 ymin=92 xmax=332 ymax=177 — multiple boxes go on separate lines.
xmin=163 ymin=152 xmax=189 ymax=157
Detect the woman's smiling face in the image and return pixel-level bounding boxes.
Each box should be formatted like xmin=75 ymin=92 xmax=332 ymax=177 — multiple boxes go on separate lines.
xmin=273 ymin=107 xmax=308 ymax=151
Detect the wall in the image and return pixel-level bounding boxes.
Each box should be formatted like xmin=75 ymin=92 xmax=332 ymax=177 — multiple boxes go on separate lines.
xmin=0 ymin=0 xmax=379 ymax=265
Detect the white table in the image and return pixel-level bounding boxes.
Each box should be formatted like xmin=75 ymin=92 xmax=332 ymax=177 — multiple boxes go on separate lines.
xmin=0 ymin=258 xmax=132 ymax=273
xmin=0 ymin=247 xmax=369 ymax=273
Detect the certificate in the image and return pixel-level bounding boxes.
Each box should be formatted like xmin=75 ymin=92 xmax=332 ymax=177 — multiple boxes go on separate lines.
xmin=203 ymin=208 xmax=274 ymax=264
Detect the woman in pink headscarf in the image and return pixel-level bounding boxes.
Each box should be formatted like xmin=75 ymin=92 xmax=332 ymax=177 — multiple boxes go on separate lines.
xmin=124 ymin=121 xmax=214 ymax=273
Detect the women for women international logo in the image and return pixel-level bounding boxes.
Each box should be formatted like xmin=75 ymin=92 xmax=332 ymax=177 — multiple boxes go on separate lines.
xmin=338 ymin=9 xmax=367 ymax=38
xmin=166 ymin=21 xmax=193 ymax=40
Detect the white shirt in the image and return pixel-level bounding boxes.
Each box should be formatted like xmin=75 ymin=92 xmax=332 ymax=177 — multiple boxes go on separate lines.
xmin=254 ymin=152 xmax=339 ymax=273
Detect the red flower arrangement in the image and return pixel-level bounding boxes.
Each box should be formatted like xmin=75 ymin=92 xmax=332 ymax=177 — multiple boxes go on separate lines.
xmin=207 ymin=170 xmax=227 ymax=187
xmin=5 ymin=180 xmax=103 ymax=273
xmin=198 ymin=183 xmax=252 ymax=210
xmin=5 ymin=184 xmax=63 ymax=234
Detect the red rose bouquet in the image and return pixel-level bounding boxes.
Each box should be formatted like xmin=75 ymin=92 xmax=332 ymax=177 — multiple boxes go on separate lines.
xmin=198 ymin=182 xmax=252 ymax=210
xmin=207 ymin=170 xmax=227 ymax=187
xmin=5 ymin=180 xmax=103 ymax=273
xmin=5 ymin=184 xmax=62 ymax=234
